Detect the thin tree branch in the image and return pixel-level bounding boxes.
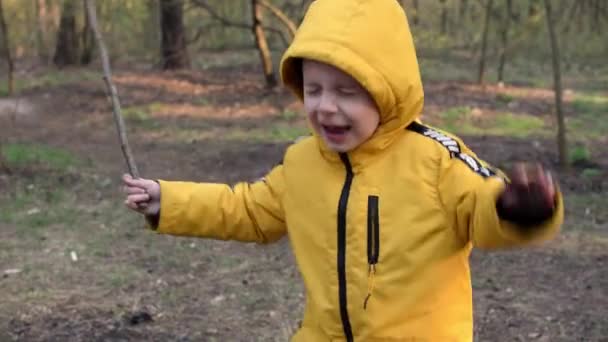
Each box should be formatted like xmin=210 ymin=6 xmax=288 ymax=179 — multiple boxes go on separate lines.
xmin=189 ymin=0 xmax=289 ymax=47
xmin=84 ymin=0 xmax=139 ymax=177
xmin=259 ymin=0 xmax=296 ymax=38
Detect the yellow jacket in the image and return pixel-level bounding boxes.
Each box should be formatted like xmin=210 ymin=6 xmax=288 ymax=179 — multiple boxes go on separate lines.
xmin=155 ymin=0 xmax=563 ymax=340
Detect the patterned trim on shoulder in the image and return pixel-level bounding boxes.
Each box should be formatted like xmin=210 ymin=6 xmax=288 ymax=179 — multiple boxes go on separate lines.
xmin=407 ymin=121 xmax=496 ymax=178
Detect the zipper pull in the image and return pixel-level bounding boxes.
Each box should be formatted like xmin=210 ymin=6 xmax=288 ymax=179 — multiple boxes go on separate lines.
xmin=363 ymin=264 xmax=376 ymax=310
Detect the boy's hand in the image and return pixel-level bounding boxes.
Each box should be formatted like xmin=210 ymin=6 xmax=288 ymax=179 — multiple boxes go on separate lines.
xmin=122 ymin=174 xmax=161 ymax=217
xmin=496 ymin=163 xmax=557 ymax=227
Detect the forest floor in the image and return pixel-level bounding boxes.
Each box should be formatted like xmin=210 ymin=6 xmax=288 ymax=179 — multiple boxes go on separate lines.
xmin=0 ymin=58 xmax=607 ymax=341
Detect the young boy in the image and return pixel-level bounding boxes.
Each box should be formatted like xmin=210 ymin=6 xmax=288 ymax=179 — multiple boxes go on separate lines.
xmin=123 ymin=0 xmax=563 ymax=340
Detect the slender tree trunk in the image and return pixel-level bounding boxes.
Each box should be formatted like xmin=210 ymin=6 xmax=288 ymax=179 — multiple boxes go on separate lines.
xmin=412 ymin=0 xmax=420 ymax=25
xmin=160 ymin=0 xmax=190 ymax=70
xmin=478 ymin=0 xmax=493 ymax=84
xmin=0 ymin=0 xmax=14 ymax=96
xmin=251 ymin=0 xmax=276 ymax=88
xmin=0 ymin=0 xmax=12 ymax=173
xmin=439 ymin=0 xmax=448 ymax=35
xmin=53 ymin=0 xmax=79 ymax=67
xmin=543 ymin=0 xmax=567 ymax=168
xmin=80 ymin=0 xmax=95 ymax=65
xmin=497 ymin=0 xmax=512 ymax=83
xmin=145 ymin=0 xmax=161 ymax=53
xmin=459 ymin=0 xmax=468 ymax=22
xmin=593 ymin=0 xmax=601 ymax=33
xmin=35 ymin=0 xmax=50 ymax=63
xmin=528 ymin=0 xmax=539 ymax=18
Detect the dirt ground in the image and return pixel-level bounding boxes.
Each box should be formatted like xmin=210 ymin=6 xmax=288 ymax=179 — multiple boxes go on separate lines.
xmin=0 ymin=65 xmax=607 ymax=341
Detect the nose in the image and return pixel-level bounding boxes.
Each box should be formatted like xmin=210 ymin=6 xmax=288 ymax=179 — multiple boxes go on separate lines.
xmin=317 ymin=92 xmax=337 ymax=114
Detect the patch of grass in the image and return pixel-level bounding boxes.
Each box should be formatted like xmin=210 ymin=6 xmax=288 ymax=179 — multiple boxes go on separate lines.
xmin=0 ymin=182 xmax=82 ymax=239
xmin=280 ymin=109 xmax=299 ymax=121
xmin=123 ymin=103 xmax=163 ymax=129
xmin=436 ymin=106 xmax=478 ymax=133
xmin=569 ymin=145 xmax=591 ymax=164
xmin=581 ymin=168 xmax=602 ymax=179
xmin=193 ymin=97 xmax=210 ymax=106
xmin=496 ymin=93 xmax=515 ymax=105
xmin=1 ymin=70 xmax=99 ymax=94
xmin=491 ymin=112 xmax=546 ymax=137
xmin=1 ymin=143 xmax=82 ymax=171
xmin=564 ymin=192 xmax=607 ymax=231
xmin=267 ymin=125 xmax=309 ymax=142
xmin=123 ymin=106 xmax=151 ymax=121
xmin=435 ymin=107 xmax=547 ymax=138
xmin=0 ymin=86 xmax=10 ymax=97
xmin=568 ymin=92 xmax=608 ymax=140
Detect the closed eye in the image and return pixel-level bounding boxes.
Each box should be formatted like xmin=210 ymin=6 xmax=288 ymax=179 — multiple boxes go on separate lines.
xmin=337 ymin=87 xmax=358 ymax=96
xmin=304 ymin=86 xmax=321 ymax=96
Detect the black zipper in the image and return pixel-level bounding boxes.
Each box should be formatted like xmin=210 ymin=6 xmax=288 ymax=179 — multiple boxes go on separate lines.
xmin=338 ymin=152 xmax=354 ymax=342
xmin=363 ymin=195 xmax=380 ymax=310
xmin=367 ymin=196 xmax=380 ymax=266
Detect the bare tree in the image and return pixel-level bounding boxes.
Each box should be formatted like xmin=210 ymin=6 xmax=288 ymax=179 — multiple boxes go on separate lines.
xmin=439 ymin=0 xmax=448 ymax=35
xmin=80 ymin=0 xmax=95 ymax=65
xmin=259 ymin=0 xmax=296 ymax=39
xmin=190 ymin=0 xmax=289 ymax=43
xmin=543 ymin=0 xmax=567 ymax=168
xmin=412 ymin=0 xmax=419 ymax=25
xmin=0 ymin=0 xmax=13 ymax=95
xmin=0 ymin=0 xmax=12 ymax=173
xmin=251 ymin=0 xmax=276 ymax=88
xmin=497 ymin=0 xmax=513 ymax=83
xmin=160 ymin=0 xmax=190 ymax=70
xmin=35 ymin=0 xmax=51 ymax=63
xmin=53 ymin=0 xmax=80 ymax=67
xmin=478 ymin=0 xmax=493 ymax=84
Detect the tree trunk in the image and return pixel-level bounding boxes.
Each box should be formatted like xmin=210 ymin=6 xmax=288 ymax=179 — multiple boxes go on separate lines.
xmin=251 ymin=0 xmax=276 ymax=88
xmin=439 ymin=0 xmax=448 ymax=35
xmin=80 ymin=0 xmax=95 ymax=65
xmin=145 ymin=0 xmax=161 ymax=53
xmin=0 ymin=0 xmax=12 ymax=173
xmin=53 ymin=0 xmax=79 ymax=67
xmin=528 ymin=0 xmax=539 ymax=18
xmin=459 ymin=0 xmax=468 ymax=22
xmin=35 ymin=0 xmax=51 ymax=63
xmin=412 ymin=0 xmax=420 ymax=25
xmin=160 ymin=0 xmax=190 ymax=70
xmin=543 ymin=0 xmax=567 ymax=168
xmin=0 ymin=0 xmax=14 ymax=96
xmin=478 ymin=0 xmax=493 ymax=84
xmin=497 ymin=0 xmax=512 ymax=83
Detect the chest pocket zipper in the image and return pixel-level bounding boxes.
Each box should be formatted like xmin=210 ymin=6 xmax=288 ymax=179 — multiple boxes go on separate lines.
xmin=364 ymin=195 xmax=380 ymax=310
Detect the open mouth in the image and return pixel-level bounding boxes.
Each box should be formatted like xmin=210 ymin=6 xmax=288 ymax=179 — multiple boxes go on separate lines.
xmin=321 ymin=124 xmax=351 ymax=143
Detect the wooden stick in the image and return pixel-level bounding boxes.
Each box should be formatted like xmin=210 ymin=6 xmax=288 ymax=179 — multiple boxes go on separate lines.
xmin=84 ymin=0 xmax=139 ymax=178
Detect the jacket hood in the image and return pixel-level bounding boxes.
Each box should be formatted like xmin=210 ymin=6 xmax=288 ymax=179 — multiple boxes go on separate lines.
xmin=280 ymin=0 xmax=424 ymax=158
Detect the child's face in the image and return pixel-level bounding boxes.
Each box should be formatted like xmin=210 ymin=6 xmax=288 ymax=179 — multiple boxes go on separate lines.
xmin=302 ymin=60 xmax=380 ymax=152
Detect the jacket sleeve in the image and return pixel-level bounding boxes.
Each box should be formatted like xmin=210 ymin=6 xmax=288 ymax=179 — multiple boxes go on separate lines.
xmin=437 ymin=145 xmax=564 ymax=250
xmin=153 ymin=165 xmax=286 ymax=244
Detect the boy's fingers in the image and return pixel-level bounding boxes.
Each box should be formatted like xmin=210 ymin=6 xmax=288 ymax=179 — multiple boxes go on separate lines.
xmin=545 ymin=171 xmax=556 ymax=207
xmin=123 ymin=186 xmax=146 ymax=195
xmin=122 ymin=174 xmax=148 ymax=188
xmin=511 ymin=163 xmax=528 ymax=187
xmin=127 ymin=193 xmax=150 ymax=203
xmin=124 ymin=199 xmax=139 ymax=211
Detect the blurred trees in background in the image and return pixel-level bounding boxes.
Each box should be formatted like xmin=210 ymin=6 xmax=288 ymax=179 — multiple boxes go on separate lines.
xmin=0 ymin=0 xmax=13 ymax=95
xmin=0 ymin=0 xmax=605 ymax=166
xmin=0 ymin=0 xmax=602 ymax=77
